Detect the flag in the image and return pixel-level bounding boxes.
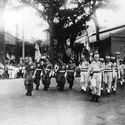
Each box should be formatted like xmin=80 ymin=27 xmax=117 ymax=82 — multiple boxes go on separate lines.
xmin=85 ymin=30 xmax=90 ymax=51
xmin=35 ymin=43 xmax=41 ymax=62
xmin=6 ymin=53 xmax=10 ymax=60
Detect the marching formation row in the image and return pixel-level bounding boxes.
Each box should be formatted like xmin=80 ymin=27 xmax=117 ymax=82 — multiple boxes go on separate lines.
xmin=24 ymin=53 xmax=125 ymax=103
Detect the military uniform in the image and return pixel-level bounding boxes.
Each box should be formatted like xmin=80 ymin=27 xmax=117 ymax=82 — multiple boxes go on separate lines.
xmin=42 ymin=62 xmax=52 ymax=91
xmin=66 ymin=61 xmax=76 ymax=89
xmin=24 ymin=62 xmax=36 ymax=96
xmin=89 ymin=59 xmax=102 ymax=102
xmin=33 ymin=62 xmax=42 ymax=90
xmin=118 ymin=60 xmax=124 ymax=85
xmin=99 ymin=58 xmax=105 ymax=91
xmin=79 ymin=60 xmax=89 ymax=92
xmin=56 ymin=63 xmax=66 ymax=91
xmin=112 ymin=60 xmax=118 ymax=92
xmin=103 ymin=57 xmax=113 ymax=93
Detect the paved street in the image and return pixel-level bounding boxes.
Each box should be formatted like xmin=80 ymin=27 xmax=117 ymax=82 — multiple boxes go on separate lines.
xmin=0 ymin=78 xmax=125 ymax=125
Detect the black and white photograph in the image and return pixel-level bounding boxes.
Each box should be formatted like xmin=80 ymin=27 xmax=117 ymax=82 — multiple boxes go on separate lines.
xmin=0 ymin=0 xmax=125 ymax=125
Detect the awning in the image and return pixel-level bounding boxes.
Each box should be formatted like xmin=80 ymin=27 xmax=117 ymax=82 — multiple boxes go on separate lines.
xmin=75 ymin=25 xmax=125 ymax=44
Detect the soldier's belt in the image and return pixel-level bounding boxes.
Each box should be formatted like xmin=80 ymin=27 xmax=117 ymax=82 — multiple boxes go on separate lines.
xmin=36 ymin=69 xmax=41 ymax=71
xmin=45 ymin=69 xmax=51 ymax=71
xmin=81 ymin=70 xmax=88 ymax=72
xmin=67 ymin=70 xmax=74 ymax=72
xmin=93 ymin=71 xmax=101 ymax=73
xmin=59 ymin=71 xmax=65 ymax=73
xmin=81 ymin=68 xmax=88 ymax=70
xmin=104 ymin=69 xmax=113 ymax=72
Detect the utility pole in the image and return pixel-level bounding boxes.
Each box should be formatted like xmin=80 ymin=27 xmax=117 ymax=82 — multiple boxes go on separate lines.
xmin=15 ymin=22 xmax=18 ymax=63
xmin=22 ymin=7 xmax=25 ymax=61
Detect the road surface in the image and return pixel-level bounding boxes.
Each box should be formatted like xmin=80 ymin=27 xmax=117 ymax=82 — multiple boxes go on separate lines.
xmin=0 ymin=78 xmax=125 ymax=125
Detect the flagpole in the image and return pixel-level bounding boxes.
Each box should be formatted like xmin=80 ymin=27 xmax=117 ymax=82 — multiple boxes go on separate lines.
xmin=22 ymin=7 xmax=25 ymax=61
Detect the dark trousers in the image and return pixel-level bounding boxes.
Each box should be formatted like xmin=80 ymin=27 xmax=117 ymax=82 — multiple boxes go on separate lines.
xmin=42 ymin=77 xmax=51 ymax=89
xmin=24 ymin=79 xmax=33 ymax=93
xmin=56 ymin=75 xmax=66 ymax=90
xmin=34 ymin=78 xmax=40 ymax=88
xmin=67 ymin=74 xmax=74 ymax=87
xmin=26 ymin=84 xmax=33 ymax=93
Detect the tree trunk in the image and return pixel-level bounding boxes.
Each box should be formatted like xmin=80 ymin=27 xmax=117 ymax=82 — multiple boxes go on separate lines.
xmin=49 ymin=0 xmax=54 ymax=65
xmin=92 ymin=13 xmax=100 ymax=43
xmin=0 ymin=10 xmax=5 ymax=64
xmin=92 ymin=13 xmax=100 ymax=54
xmin=49 ymin=24 xmax=54 ymax=64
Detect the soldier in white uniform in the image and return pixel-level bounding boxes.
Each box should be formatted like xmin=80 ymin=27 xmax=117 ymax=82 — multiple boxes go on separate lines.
xmin=103 ymin=56 xmax=113 ymax=94
xmin=99 ymin=58 xmax=105 ymax=92
xmin=88 ymin=53 xmax=103 ymax=102
xmin=118 ymin=59 xmax=124 ymax=85
xmin=111 ymin=56 xmax=118 ymax=92
xmin=79 ymin=54 xmax=90 ymax=92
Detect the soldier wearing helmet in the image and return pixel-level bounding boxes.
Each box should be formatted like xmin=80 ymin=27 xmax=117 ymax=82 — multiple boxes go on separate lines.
xmin=66 ymin=58 xmax=76 ymax=89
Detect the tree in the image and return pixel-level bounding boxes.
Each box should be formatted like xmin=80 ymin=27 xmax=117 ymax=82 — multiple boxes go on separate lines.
xmin=20 ymin=0 xmax=114 ymax=63
xmin=0 ymin=0 xmax=9 ymax=64
xmin=53 ymin=0 xmax=109 ymax=61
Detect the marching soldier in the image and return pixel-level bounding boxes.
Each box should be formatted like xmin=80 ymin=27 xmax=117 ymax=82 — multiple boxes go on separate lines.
xmin=41 ymin=58 xmax=53 ymax=91
xmin=103 ymin=56 xmax=113 ymax=94
xmin=24 ymin=57 xmax=36 ymax=96
xmin=66 ymin=58 xmax=76 ymax=89
xmin=79 ymin=54 xmax=90 ymax=92
xmin=88 ymin=53 xmax=103 ymax=102
xmin=118 ymin=59 xmax=124 ymax=86
xmin=33 ymin=62 xmax=42 ymax=90
xmin=99 ymin=58 xmax=105 ymax=92
xmin=56 ymin=59 xmax=66 ymax=91
xmin=111 ymin=56 xmax=118 ymax=92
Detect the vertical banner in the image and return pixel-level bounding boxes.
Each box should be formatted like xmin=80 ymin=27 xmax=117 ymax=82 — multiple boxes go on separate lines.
xmin=85 ymin=29 xmax=90 ymax=52
xmin=35 ymin=43 xmax=41 ymax=62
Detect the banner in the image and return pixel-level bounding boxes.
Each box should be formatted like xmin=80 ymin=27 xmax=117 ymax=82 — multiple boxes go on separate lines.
xmin=35 ymin=43 xmax=41 ymax=62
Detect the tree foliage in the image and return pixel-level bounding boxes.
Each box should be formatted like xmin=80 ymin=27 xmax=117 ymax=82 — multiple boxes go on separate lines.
xmin=0 ymin=0 xmax=9 ymax=64
xmin=20 ymin=0 xmax=113 ymax=62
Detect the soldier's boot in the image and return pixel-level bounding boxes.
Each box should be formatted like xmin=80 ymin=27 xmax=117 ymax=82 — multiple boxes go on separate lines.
xmin=43 ymin=87 xmax=46 ymax=90
xmin=69 ymin=83 xmax=73 ymax=89
xmin=69 ymin=86 xmax=72 ymax=89
xmin=95 ymin=95 xmax=100 ymax=102
xmin=91 ymin=94 xmax=96 ymax=102
xmin=69 ymin=80 xmax=74 ymax=89
xmin=26 ymin=91 xmax=28 ymax=96
xmin=27 ymin=90 xmax=32 ymax=96
xmin=43 ymin=86 xmax=48 ymax=91
xmin=59 ymin=88 xmax=64 ymax=91
xmin=57 ymin=84 xmax=59 ymax=88
xmin=59 ymin=85 xmax=64 ymax=91
xmin=45 ymin=87 xmax=48 ymax=91
xmin=28 ymin=92 xmax=32 ymax=96
xmin=36 ymin=85 xmax=39 ymax=90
